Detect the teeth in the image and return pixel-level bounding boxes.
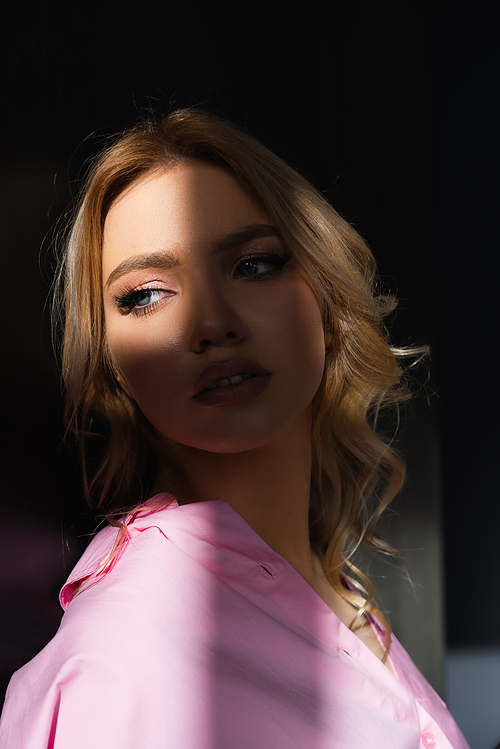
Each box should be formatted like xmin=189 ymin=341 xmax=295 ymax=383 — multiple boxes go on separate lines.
xmin=205 ymin=374 xmax=253 ymax=391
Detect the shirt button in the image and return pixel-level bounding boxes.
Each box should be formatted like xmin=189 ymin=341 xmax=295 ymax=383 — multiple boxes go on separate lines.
xmin=422 ymin=733 xmax=436 ymax=749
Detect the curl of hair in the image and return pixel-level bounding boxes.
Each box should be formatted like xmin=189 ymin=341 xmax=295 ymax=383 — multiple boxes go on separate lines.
xmin=54 ymin=108 xmax=427 ymax=648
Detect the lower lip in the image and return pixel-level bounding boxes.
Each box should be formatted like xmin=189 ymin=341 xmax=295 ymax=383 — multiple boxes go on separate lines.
xmin=193 ymin=374 xmax=271 ymax=407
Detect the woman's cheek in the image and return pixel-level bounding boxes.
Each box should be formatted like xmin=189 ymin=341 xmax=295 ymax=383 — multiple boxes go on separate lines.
xmin=112 ymin=333 xmax=182 ymax=409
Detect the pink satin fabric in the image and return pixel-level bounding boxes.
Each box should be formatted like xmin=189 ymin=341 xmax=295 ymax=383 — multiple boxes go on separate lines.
xmin=0 ymin=496 xmax=469 ymax=748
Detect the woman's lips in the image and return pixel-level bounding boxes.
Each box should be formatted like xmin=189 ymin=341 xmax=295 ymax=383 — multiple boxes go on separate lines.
xmin=192 ymin=358 xmax=271 ymax=406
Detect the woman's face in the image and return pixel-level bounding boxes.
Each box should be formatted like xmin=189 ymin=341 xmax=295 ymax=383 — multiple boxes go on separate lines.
xmin=102 ymin=161 xmax=326 ymax=454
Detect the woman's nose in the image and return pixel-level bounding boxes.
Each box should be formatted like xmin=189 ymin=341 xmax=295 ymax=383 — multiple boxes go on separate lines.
xmin=188 ymin=289 xmax=249 ymax=353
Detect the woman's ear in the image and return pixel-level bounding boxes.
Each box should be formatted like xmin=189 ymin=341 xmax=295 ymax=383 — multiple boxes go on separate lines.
xmin=115 ymin=371 xmax=135 ymax=400
xmin=323 ymin=318 xmax=335 ymax=352
xmin=320 ymin=303 xmax=335 ymax=352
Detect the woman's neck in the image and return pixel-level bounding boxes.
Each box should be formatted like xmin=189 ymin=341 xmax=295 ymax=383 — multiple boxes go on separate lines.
xmin=155 ymin=413 xmax=316 ymax=579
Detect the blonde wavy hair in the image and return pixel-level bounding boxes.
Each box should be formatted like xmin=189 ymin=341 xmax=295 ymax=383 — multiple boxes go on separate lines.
xmin=55 ymin=107 xmax=424 ymax=642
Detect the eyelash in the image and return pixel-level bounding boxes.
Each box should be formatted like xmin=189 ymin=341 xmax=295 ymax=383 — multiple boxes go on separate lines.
xmin=113 ymin=252 xmax=293 ymax=317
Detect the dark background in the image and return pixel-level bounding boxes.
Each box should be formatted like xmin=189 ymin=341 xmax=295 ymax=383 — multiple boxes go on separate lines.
xmin=0 ymin=0 xmax=498 ymax=702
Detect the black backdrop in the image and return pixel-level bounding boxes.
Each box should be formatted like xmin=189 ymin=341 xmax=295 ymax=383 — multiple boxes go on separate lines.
xmin=1 ymin=0 xmax=499 ymax=700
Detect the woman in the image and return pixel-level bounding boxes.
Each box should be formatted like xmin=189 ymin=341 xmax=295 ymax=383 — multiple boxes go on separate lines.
xmin=0 ymin=108 xmax=469 ymax=747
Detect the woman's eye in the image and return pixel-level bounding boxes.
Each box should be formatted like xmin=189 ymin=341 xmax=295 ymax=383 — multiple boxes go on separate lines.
xmin=235 ymin=253 xmax=292 ymax=279
xmin=114 ymin=288 xmax=170 ymax=315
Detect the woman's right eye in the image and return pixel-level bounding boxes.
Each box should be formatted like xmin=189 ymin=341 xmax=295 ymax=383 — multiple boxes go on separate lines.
xmin=113 ymin=288 xmax=170 ymax=316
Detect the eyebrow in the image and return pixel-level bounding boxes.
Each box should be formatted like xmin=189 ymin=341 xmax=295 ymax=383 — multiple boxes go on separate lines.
xmin=104 ymin=224 xmax=280 ymax=288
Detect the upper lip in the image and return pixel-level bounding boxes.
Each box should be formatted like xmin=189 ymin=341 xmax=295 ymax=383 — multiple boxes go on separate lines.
xmin=192 ymin=358 xmax=270 ymax=397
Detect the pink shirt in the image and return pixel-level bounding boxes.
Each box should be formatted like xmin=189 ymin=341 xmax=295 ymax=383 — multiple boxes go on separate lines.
xmin=0 ymin=496 xmax=469 ymax=748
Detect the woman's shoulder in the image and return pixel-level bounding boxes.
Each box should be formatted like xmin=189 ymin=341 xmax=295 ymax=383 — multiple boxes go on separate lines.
xmin=60 ymin=493 xmax=180 ymax=609
xmin=2 ymin=497 xmax=192 ymax=696
xmin=0 ymin=497 xmax=196 ymax=749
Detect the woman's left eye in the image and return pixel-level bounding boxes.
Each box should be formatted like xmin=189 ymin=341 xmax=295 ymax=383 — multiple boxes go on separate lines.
xmin=235 ymin=253 xmax=292 ymax=280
